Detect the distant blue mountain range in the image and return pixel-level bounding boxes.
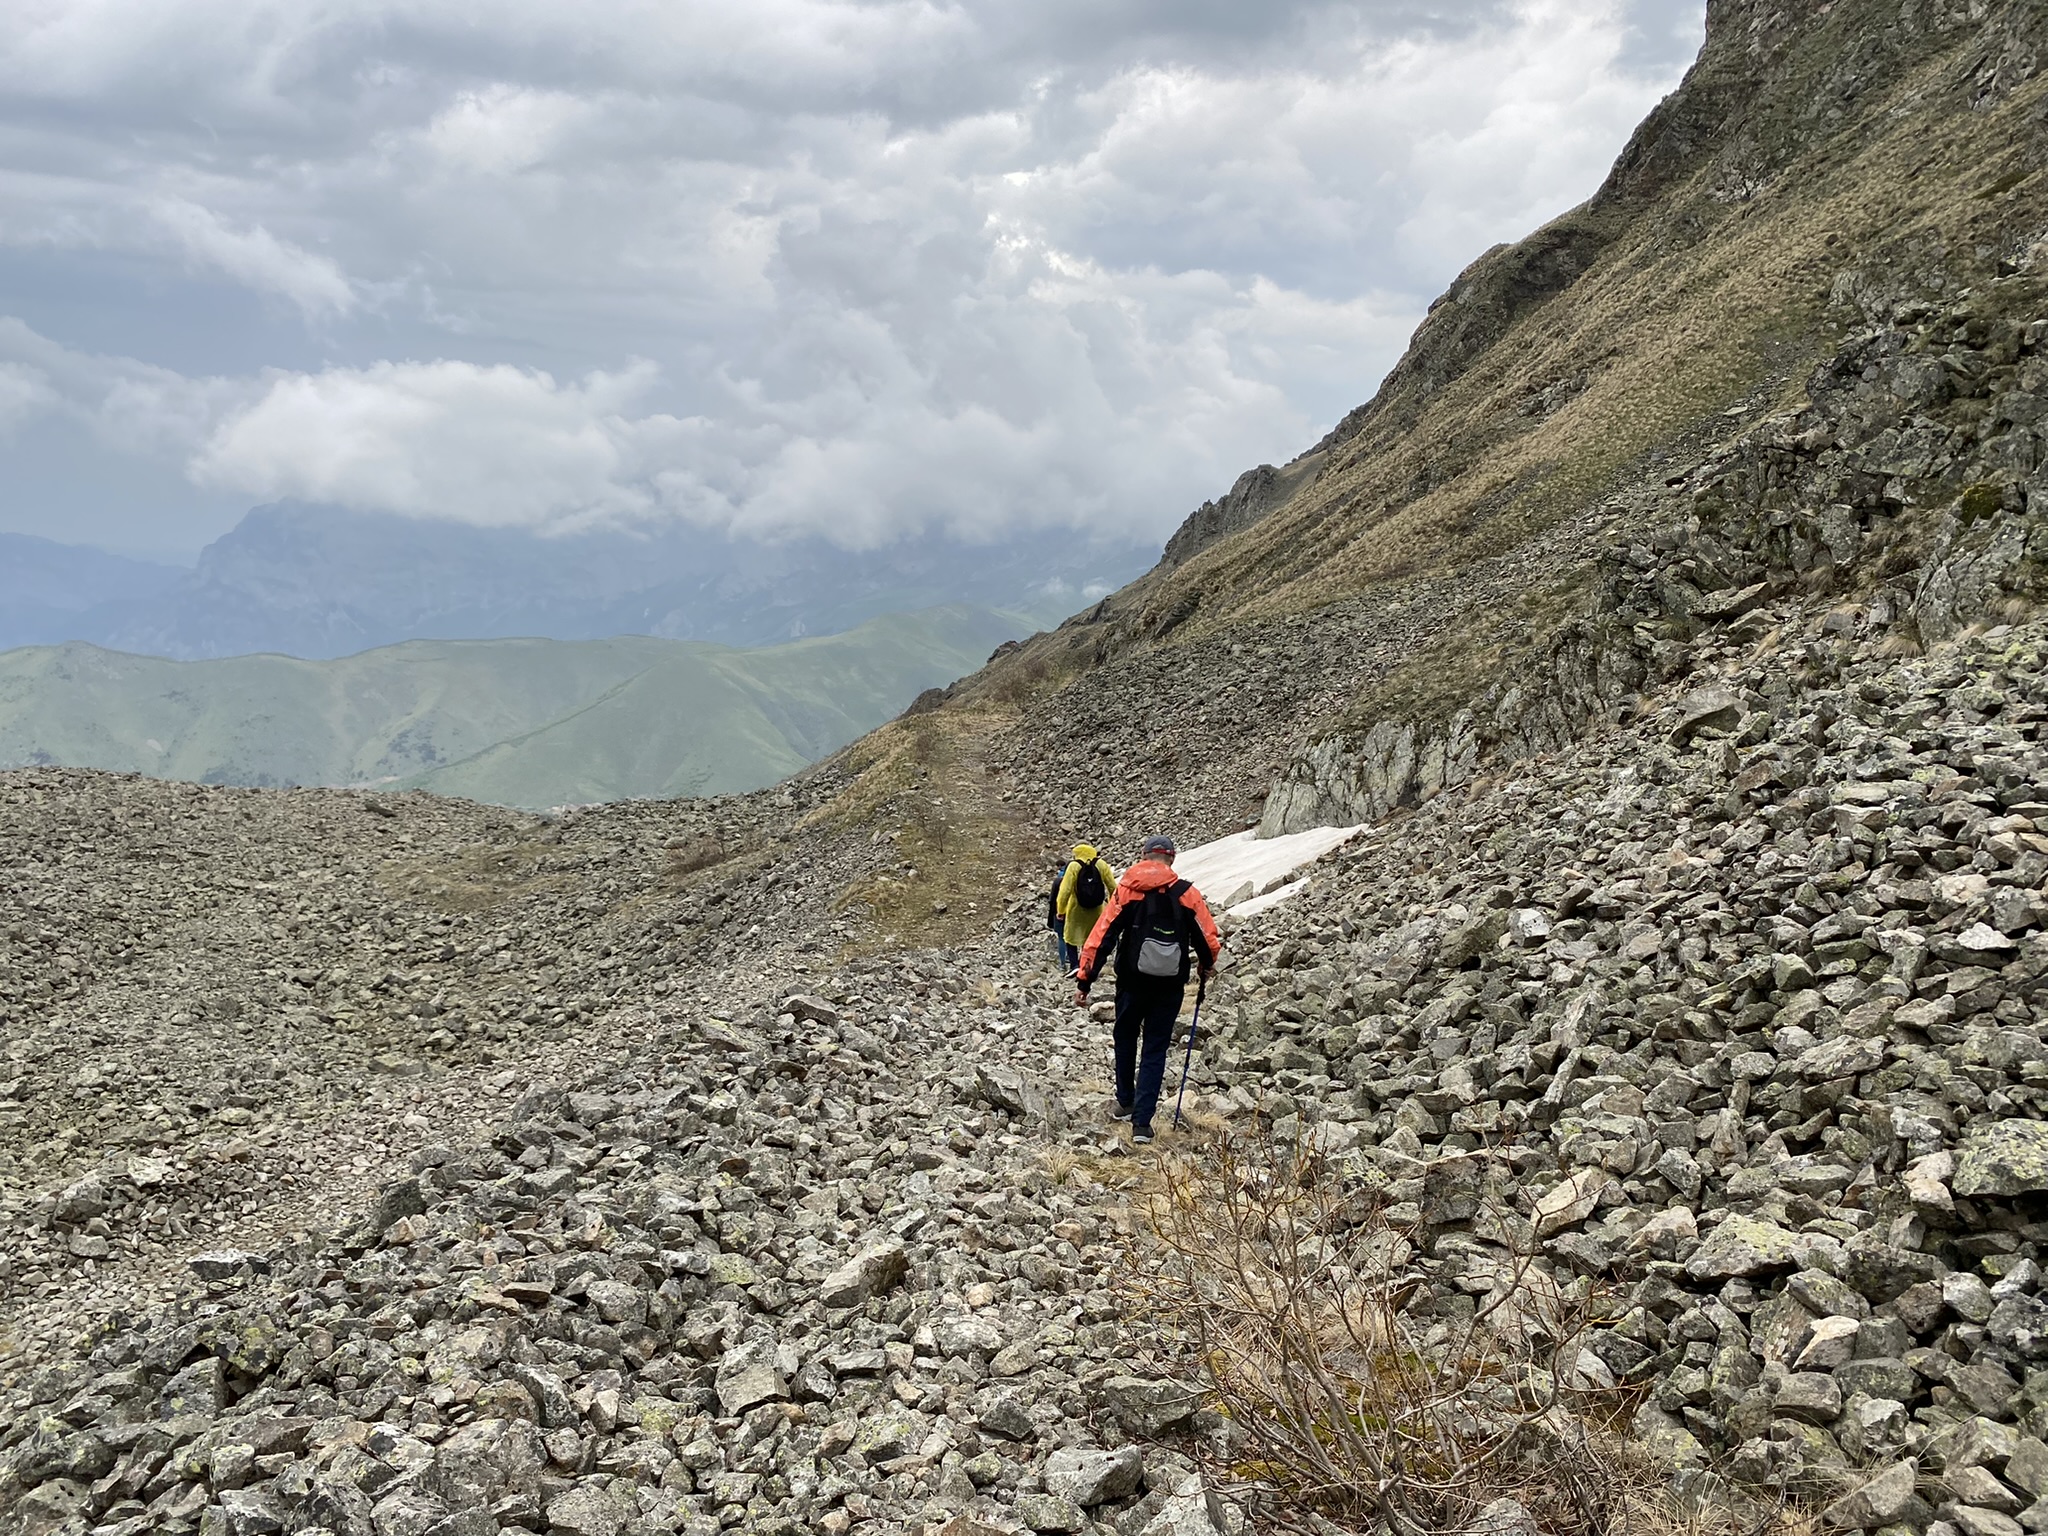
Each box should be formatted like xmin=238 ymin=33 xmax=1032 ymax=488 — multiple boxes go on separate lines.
xmin=0 ymin=533 xmax=186 ymax=649
xmin=3 ymin=503 xmax=1151 ymax=659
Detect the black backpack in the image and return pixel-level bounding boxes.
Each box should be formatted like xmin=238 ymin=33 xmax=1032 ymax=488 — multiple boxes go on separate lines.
xmin=1072 ymin=860 xmax=1107 ymax=909
xmin=1127 ymin=880 xmax=1192 ymax=978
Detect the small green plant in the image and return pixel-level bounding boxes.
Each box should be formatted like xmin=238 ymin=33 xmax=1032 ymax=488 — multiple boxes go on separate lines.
xmin=1957 ymin=483 xmax=2004 ymax=526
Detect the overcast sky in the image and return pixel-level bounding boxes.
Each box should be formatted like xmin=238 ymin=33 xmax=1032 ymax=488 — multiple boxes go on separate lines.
xmin=0 ymin=0 xmax=1704 ymax=562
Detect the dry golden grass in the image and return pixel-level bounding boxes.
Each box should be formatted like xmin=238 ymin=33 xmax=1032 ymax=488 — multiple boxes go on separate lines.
xmin=1201 ymin=39 xmax=2046 ymax=628
xmin=1876 ymin=629 xmax=1926 ymax=658
xmin=379 ymin=839 xmax=576 ymax=914
xmin=786 ymin=7 xmax=2048 ymax=951
xmin=818 ymin=707 xmax=1047 ymax=954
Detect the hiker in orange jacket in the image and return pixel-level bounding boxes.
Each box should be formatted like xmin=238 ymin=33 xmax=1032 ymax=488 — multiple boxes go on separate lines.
xmin=1072 ymin=834 xmax=1221 ymax=1143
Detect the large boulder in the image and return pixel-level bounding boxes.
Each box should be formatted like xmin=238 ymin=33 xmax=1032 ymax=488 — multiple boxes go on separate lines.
xmin=1954 ymin=1120 xmax=2048 ymax=1197
xmin=714 ymin=1338 xmax=788 ymax=1415
xmin=1139 ymin=1474 xmax=1234 ymax=1536
xmin=1420 ymin=1154 xmax=1487 ymax=1227
xmin=1016 ymin=1493 xmax=1088 ymax=1533
xmin=783 ymin=994 xmax=843 ymax=1026
xmin=933 ymin=1315 xmax=1005 ymax=1358
xmin=817 ymin=1240 xmax=909 ymax=1309
xmin=186 ymin=1249 xmax=270 ymax=1282
xmin=976 ymin=1063 xmax=1045 ymax=1118
xmin=1671 ymin=687 xmax=1743 ymax=742
xmin=1463 ymin=1498 xmax=1541 ymax=1536
xmin=507 ymin=1365 xmax=576 ymax=1428
xmin=1533 ymin=1169 xmax=1611 ymax=1238
xmin=545 ymin=1485 xmax=632 ymax=1536
xmin=853 ymin=1408 xmax=925 ymax=1463
xmin=367 ymin=1175 xmax=427 ymax=1234
xmin=1099 ymin=1376 xmax=1203 ymax=1436
xmin=1823 ymin=1461 xmax=1929 ymax=1530
xmin=977 ymin=1391 xmax=1036 ymax=1442
xmin=1044 ymin=1445 xmax=1145 ymax=1507
xmin=1684 ymin=1216 xmax=1799 ymax=1280
xmin=424 ymin=1418 xmax=548 ymax=1510
xmin=9 ymin=1420 xmax=113 ymax=1486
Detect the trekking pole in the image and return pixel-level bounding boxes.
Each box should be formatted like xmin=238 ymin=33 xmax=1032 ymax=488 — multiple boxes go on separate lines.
xmin=1171 ymin=973 xmax=1205 ymax=1131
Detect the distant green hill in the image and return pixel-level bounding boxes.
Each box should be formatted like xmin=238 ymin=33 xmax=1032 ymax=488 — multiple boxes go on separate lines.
xmin=0 ymin=606 xmax=1023 ymax=806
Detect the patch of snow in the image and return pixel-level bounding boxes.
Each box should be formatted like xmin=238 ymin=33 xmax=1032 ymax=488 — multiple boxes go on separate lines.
xmin=1174 ymin=824 xmax=1366 ymax=910
xmin=1227 ymin=876 xmax=1310 ymax=920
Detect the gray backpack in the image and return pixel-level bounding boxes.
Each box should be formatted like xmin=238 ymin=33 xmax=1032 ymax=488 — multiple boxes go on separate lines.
xmin=1134 ymin=881 xmax=1192 ymax=978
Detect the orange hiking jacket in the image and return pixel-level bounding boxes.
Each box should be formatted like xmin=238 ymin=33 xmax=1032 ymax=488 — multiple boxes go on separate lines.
xmin=1075 ymin=859 xmax=1222 ymax=991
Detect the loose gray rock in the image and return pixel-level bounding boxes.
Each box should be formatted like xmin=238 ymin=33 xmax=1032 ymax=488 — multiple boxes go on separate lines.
xmin=978 ymin=1391 xmax=1037 ymax=1442
xmin=1954 ymin=1121 xmax=2048 ymax=1198
xmin=713 ymin=1338 xmax=788 ymax=1415
xmin=976 ymin=1063 xmax=1043 ymax=1118
xmin=1826 ymin=1461 xmax=1927 ymax=1530
xmin=545 ymin=1484 xmax=630 ymax=1536
xmin=1684 ymin=1216 xmax=1799 ymax=1280
xmin=1420 ymin=1153 xmax=1487 ymax=1227
xmin=1016 ymin=1492 xmax=1088 ymax=1533
xmin=1463 ymin=1497 xmax=1541 ymax=1536
xmin=1139 ymin=1475 xmax=1235 ymax=1536
xmin=817 ymin=1240 xmax=909 ymax=1309
xmin=1044 ymin=1445 xmax=1145 ymax=1507
xmin=1100 ymin=1375 xmax=1203 ymax=1435
xmin=185 ymin=1248 xmax=270 ymax=1281
xmin=933 ymin=1314 xmax=1005 ymax=1358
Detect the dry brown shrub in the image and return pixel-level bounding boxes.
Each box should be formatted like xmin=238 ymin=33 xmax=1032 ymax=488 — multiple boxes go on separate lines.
xmin=1876 ymin=628 xmax=1925 ymax=658
xmin=662 ymin=836 xmax=731 ymax=878
xmin=1125 ymin=1134 xmax=1750 ymax=1536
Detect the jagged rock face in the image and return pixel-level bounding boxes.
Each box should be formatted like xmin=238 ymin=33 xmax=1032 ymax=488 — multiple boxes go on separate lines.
xmin=969 ymin=0 xmax=2046 ymax=798
xmin=1156 ymin=458 xmax=1324 ymax=573
xmin=1263 ymin=275 xmax=2048 ymax=834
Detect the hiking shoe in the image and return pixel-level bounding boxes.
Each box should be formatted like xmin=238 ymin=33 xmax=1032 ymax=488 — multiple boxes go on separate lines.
xmin=1110 ymin=1103 xmax=1133 ymax=1121
xmin=1133 ymin=1125 xmax=1154 ymax=1144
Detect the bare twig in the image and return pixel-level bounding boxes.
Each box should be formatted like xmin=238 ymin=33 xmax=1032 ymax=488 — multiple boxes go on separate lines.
xmin=1123 ymin=1132 xmax=1705 ymax=1536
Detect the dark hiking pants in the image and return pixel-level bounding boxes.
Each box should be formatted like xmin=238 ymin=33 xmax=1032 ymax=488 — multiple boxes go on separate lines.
xmin=1113 ymin=977 xmax=1185 ymax=1130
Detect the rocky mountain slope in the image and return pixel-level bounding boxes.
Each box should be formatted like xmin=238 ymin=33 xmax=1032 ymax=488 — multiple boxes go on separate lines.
xmin=0 ymin=608 xmax=1021 ymax=807
xmin=5 ymin=4 xmax=2048 ymax=1536
xmin=959 ymin=0 xmax=2048 ymax=846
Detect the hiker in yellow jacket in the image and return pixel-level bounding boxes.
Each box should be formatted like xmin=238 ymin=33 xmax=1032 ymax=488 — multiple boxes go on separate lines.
xmin=1055 ymin=843 xmax=1117 ymax=973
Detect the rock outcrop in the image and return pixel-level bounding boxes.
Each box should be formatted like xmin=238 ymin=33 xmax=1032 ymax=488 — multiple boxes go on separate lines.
xmin=1263 ymin=269 xmax=2048 ymax=832
xmin=1157 ymin=457 xmax=1324 ymax=572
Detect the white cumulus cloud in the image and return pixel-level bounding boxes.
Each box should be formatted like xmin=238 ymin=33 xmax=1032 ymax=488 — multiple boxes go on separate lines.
xmin=422 ymin=85 xmax=591 ymax=176
xmin=0 ymin=362 xmax=56 ymax=432
xmin=193 ymin=360 xmax=664 ymax=525
xmin=0 ymin=0 xmax=1705 ymax=552
xmin=148 ymin=199 xmax=357 ymax=319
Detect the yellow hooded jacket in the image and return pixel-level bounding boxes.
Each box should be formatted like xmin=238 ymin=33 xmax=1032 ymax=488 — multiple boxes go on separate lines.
xmin=1056 ymin=844 xmax=1118 ymax=948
